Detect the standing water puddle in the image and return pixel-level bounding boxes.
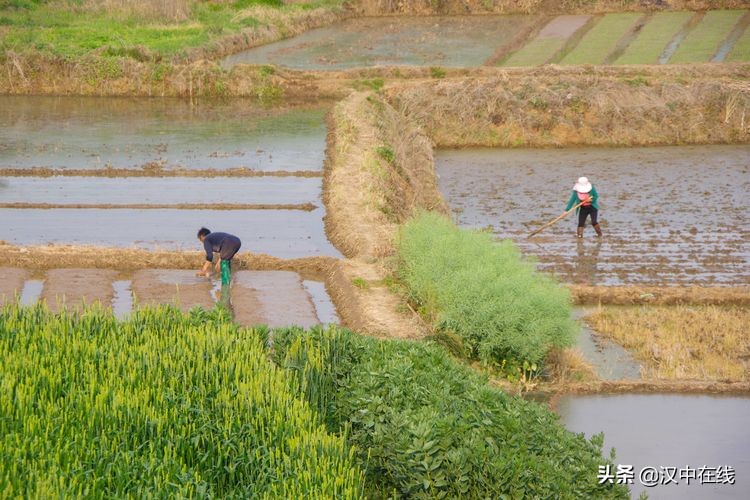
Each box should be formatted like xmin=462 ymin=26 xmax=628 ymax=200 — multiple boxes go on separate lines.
xmin=303 ymin=280 xmax=340 ymax=325
xmin=111 ymin=280 xmax=133 ymax=319
xmin=573 ymin=308 xmax=641 ymax=380
xmin=19 ymin=279 xmax=44 ymax=306
xmin=436 ymin=145 xmax=750 ymax=286
xmin=557 ymin=394 xmax=750 ymax=499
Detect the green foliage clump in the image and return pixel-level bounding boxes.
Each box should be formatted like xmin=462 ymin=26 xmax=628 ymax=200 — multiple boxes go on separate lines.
xmin=0 ymin=304 xmax=363 ymax=498
xmin=273 ymin=327 xmax=628 ymax=499
xmin=396 ymin=212 xmax=576 ymax=371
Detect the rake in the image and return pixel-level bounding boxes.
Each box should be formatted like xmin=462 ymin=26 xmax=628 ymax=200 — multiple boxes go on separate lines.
xmin=527 ymin=201 xmax=585 ymax=238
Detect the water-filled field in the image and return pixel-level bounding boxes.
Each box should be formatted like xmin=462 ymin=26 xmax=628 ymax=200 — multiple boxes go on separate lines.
xmin=436 ymin=145 xmax=750 ymax=286
xmin=221 ymin=10 xmax=750 ymax=69
xmin=557 ymin=394 xmax=750 ymax=499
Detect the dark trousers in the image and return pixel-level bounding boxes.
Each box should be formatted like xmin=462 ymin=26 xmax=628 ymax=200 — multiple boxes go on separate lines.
xmin=578 ymin=206 xmax=598 ymax=227
xmin=219 ymin=236 xmax=242 ymax=261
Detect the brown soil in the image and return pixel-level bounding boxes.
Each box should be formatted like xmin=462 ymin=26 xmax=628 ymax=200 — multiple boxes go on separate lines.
xmin=232 ymin=270 xmax=319 ymax=328
xmin=327 ymin=258 xmax=428 ymax=339
xmin=324 ymin=92 xmax=446 ymax=259
xmin=0 ymin=267 xmax=29 ymax=306
xmin=0 ymin=202 xmax=317 ymax=211
xmin=131 ymin=269 xmax=214 ymax=312
xmin=570 ymin=285 xmax=750 ymax=306
xmin=0 ymin=167 xmax=323 ymax=178
xmin=41 ymin=268 xmax=118 ymax=313
xmin=0 ymin=245 xmax=336 ymax=281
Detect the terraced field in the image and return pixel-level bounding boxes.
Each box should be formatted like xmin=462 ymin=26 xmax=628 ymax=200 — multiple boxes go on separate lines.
xmin=0 ymin=96 xmax=340 ymax=325
xmin=221 ymin=9 xmax=750 ymax=69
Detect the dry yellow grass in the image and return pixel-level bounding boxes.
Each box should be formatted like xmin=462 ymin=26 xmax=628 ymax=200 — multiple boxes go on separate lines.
xmin=587 ymin=306 xmax=750 ymax=382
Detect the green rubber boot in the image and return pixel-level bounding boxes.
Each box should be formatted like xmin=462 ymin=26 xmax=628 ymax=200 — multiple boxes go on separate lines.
xmin=220 ymin=259 xmax=232 ymax=286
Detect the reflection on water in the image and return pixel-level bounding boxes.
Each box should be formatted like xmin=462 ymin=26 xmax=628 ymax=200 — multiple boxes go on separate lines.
xmin=557 ymin=394 xmax=750 ymax=499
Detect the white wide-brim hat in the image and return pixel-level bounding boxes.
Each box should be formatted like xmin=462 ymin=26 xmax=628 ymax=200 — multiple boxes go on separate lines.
xmin=573 ymin=176 xmax=592 ymax=193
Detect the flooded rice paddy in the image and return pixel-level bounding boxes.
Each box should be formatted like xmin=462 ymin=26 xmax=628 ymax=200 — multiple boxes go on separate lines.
xmin=222 ymin=11 xmax=750 ymax=69
xmin=573 ymin=308 xmax=641 ymax=380
xmin=221 ymin=16 xmax=534 ymax=69
xmin=436 ymin=145 xmax=750 ymax=286
xmin=0 ymin=96 xmax=328 ymax=171
xmin=557 ymin=394 xmax=750 ymax=499
xmin=2 ymin=208 xmax=340 ymax=258
xmin=0 ymin=176 xmax=322 ymax=206
xmin=1 ymin=267 xmax=337 ymax=328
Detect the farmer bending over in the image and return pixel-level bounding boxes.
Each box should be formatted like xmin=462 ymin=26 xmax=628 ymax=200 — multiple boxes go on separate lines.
xmin=565 ymin=176 xmax=602 ymax=238
xmin=196 ymin=227 xmax=242 ymax=285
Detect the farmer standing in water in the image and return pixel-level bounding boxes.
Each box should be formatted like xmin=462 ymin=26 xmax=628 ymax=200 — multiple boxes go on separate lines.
xmin=565 ymin=176 xmax=602 ymax=238
xmin=196 ymin=228 xmax=242 ymax=285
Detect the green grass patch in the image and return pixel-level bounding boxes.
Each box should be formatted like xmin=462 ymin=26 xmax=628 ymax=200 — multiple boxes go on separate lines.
xmin=273 ymin=327 xmax=629 ymax=499
xmin=0 ymin=303 xmax=363 ymax=497
xmin=669 ymin=10 xmax=746 ymax=63
xmin=0 ymin=0 xmax=345 ymax=58
xmin=615 ymin=11 xmax=694 ymax=64
xmin=502 ymin=36 xmax=565 ymax=66
xmin=727 ymin=21 xmax=750 ymax=61
xmin=351 ymin=77 xmax=384 ymax=92
xmin=396 ymin=212 xmax=576 ymax=372
xmin=561 ymin=13 xmax=642 ymax=65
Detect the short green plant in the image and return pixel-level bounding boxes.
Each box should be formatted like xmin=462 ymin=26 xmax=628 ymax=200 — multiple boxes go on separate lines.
xmin=352 ymin=78 xmax=384 ymax=92
xmin=0 ymin=303 xmax=363 ymax=498
xmin=272 ymin=327 xmax=629 ymax=499
xmin=396 ymin=212 xmax=576 ymax=372
xmin=351 ymin=277 xmax=369 ymax=290
xmin=429 ymin=66 xmax=446 ymax=79
xmin=375 ymin=144 xmax=395 ymax=164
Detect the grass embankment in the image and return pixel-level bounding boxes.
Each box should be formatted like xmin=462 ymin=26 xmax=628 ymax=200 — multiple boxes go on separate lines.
xmin=587 ymin=305 xmax=750 ymax=381
xmin=273 ymin=326 xmax=628 ymax=499
xmin=0 ymin=304 xmax=363 ymax=497
xmin=325 ymin=92 xmax=446 ymax=259
xmin=0 ymin=0 xmax=346 ymax=60
xmin=386 ymin=67 xmax=750 ymax=147
xmin=397 ymin=212 xmax=576 ymax=374
xmin=0 ymin=0 xmax=347 ymax=97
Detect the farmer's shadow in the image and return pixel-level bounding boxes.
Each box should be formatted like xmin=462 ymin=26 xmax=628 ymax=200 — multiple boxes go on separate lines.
xmin=573 ymin=238 xmax=602 ymax=285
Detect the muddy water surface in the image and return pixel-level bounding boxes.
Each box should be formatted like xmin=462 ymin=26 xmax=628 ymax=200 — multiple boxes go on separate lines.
xmin=221 ymin=16 xmax=535 ymax=70
xmin=232 ymin=271 xmax=319 ymax=328
xmin=436 ymin=146 xmax=749 ymax=285
xmin=573 ymin=307 xmax=641 ymax=380
xmin=0 ymin=176 xmax=322 ymax=206
xmin=557 ymin=394 xmax=750 ymax=499
xmin=1 ymin=208 xmax=341 ymax=258
xmin=0 ymin=96 xmax=328 ymax=171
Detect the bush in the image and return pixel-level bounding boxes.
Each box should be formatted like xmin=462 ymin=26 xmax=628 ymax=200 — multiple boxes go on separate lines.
xmin=273 ymin=327 xmax=628 ymax=499
xmin=0 ymin=304 xmax=363 ymax=498
xmin=396 ymin=212 xmax=576 ymax=371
